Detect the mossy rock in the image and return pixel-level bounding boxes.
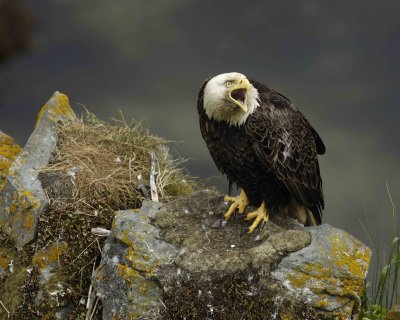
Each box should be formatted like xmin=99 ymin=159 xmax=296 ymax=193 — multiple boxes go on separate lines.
xmin=94 ymin=190 xmax=371 ymax=319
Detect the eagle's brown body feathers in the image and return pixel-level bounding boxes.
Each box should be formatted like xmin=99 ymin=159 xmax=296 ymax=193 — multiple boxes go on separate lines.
xmin=198 ymin=79 xmax=325 ymax=224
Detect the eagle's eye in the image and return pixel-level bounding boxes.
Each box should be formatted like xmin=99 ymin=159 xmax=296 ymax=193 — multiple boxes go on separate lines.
xmin=225 ymin=81 xmax=233 ymax=88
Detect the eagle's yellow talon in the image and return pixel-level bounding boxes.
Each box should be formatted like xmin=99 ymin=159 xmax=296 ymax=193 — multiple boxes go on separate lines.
xmin=246 ymin=202 xmax=269 ymax=233
xmin=224 ymin=195 xmax=237 ymax=202
xmin=245 ymin=211 xmax=259 ymax=220
xmin=223 ymin=189 xmax=249 ymax=221
xmin=224 ymin=202 xmax=238 ymax=221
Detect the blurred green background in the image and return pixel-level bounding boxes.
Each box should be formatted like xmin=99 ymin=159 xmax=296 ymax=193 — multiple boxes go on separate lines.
xmin=0 ymin=0 xmax=399 ymax=249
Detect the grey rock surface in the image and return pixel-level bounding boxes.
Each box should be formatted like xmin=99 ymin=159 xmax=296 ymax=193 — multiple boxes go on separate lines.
xmin=272 ymin=224 xmax=371 ymax=318
xmin=94 ymin=202 xmax=179 ymax=319
xmin=0 ymin=91 xmax=76 ymax=248
xmin=94 ymin=190 xmax=371 ymax=319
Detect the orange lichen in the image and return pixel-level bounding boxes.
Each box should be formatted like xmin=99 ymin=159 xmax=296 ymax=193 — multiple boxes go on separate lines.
xmin=35 ymin=93 xmax=74 ymax=128
xmin=0 ymin=134 xmax=21 ymax=160
xmin=20 ymin=190 xmax=39 ymax=209
xmin=285 ymin=232 xmax=370 ymax=319
xmin=9 ymin=211 xmax=22 ymax=227
xmin=139 ymin=280 xmax=148 ymax=294
xmin=23 ymin=210 xmax=35 ymax=230
xmin=32 ymin=242 xmax=68 ymax=269
xmin=315 ymin=299 xmax=329 ymax=308
xmin=287 ymin=272 xmax=307 ymax=288
xmin=125 ymin=243 xmax=156 ymax=276
xmin=21 ymin=190 xmax=33 ymax=198
xmin=0 ymin=256 xmax=8 ymax=270
xmin=0 ymin=145 xmax=21 ymax=161
xmin=3 ymin=190 xmax=40 ymax=233
xmin=330 ymin=234 xmax=370 ymax=280
xmin=9 ymin=204 xmax=16 ymax=213
xmin=0 ymin=132 xmax=21 ymax=191
xmin=117 ymin=263 xmax=138 ymax=280
xmin=126 ymin=246 xmax=136 ymax=264
xmin=117 ymin=230 xmax=158 ymax=278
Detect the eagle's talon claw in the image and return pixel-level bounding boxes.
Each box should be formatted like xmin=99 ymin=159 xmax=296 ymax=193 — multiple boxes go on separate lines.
xmin=224 ymin=190 xmax=270 ymax=233
xmin=223 ymin=189 xmax=249 ymax=221
xmin=246 ymin=202 xmax=269 ymax=234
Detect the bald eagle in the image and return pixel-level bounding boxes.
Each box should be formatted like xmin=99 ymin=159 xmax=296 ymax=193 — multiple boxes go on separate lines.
xmin=197 ymin=72 xmax=325 ymax=232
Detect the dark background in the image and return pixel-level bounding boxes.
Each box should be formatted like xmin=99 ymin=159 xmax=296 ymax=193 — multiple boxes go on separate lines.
xmin=1 ymin=1 xmax=399 ymax=252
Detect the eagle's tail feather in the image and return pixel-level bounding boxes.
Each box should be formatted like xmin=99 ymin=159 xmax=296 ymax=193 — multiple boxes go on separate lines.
xmin=288 ymin=198 xmax=322 ymax=226
xmin=307 ymin=205 xmax=322 ymax=226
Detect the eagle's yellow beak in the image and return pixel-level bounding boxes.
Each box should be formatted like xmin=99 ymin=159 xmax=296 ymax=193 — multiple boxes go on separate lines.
xmin=228 ymin=78 xmax=251 ymax=112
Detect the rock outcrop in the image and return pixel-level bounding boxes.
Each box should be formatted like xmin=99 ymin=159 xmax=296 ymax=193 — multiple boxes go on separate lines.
xmin=94 ymin=190 xmax=370 ymax=320
xmin=0 ymin=91 xmax=75 ymax=248
xmin=0 ymin=93 xmax=76 ymax=319
xmin=0 ymin=92 xmax=372 ymax=319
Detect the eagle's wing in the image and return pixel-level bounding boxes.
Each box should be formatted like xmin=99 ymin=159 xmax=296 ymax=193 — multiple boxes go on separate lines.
xmin=245 ymin=90 xmax=324 ymax=223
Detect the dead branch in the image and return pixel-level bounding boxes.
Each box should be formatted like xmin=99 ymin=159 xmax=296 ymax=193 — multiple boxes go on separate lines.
xmin=150 ymin=152 xmax=159 ymax=202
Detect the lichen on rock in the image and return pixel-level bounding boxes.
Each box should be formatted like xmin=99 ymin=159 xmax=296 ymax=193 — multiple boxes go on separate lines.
xmin=273 ymin=224 xmax=371 ymax=319
xmin=0 ymin=130 xmax=21 ymax=192
xmin=0 ymin=92 xmax=372 ymax=319
xmin=34 ymin=91 xmax=75 ymax=129
xmin=93 ymin=202 xmax=179 ymax=319
xmin=0 ymin=91 xmax=76 ymax=248
xmin=94 ymin=190 xmax=371 ymax=319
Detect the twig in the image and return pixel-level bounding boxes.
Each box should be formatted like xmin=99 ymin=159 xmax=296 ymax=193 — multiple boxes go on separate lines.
xmin=159 ymin=298 xmax=167 ymax=309
xmin=70 ymin=239 xmax=97 ymax=265
xmin=0 ymin=300 xmax=10 ymax=319
xmin=88 ymin=167 xmax=123 ymax=185
xmin=89 ymin=297 xmax=100 ymax=320
xmin=96 ymin=239 xmax=102 ymax=255
xmin=137 ymin=174 xmax=150 ymax=200
xmin=91 ymin=227 xmax=111 ymax=237
xmin=85 ymin=262 xmax=97 ymax=320
xmin=150 ymin=152 xmax=159 ymax=202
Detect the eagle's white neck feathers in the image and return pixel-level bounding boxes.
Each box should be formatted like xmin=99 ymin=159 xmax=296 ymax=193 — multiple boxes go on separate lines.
xmin=203 ymin=72 xmax=260 ymax=127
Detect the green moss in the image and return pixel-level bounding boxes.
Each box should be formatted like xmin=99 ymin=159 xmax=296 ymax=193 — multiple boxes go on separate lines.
xmin=0 ymin=267 xmax=29 ymax=316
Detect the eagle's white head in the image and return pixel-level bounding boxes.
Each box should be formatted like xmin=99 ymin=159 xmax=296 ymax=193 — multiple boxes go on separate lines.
xmin=203 ymin=72 xmax=260 ymax=126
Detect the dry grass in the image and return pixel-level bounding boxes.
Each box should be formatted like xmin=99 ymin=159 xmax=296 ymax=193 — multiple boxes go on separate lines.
xmin=42 ymin=110 xmax=196 ymax=209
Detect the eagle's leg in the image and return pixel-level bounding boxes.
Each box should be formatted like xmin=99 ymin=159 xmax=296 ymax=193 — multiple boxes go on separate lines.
xmin=224 ymin=189 xmax=249 ymax=221
xmin=245 ymin=202 xmax=269 ymax=233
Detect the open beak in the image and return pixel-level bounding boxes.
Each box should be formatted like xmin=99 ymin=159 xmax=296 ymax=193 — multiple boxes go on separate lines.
xmin=228 ymin=78 xmax=251 ymax=112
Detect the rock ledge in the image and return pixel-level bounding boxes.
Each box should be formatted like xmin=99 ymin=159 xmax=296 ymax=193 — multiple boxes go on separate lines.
xmin=95 ymin=190 xmax=370 ymax=320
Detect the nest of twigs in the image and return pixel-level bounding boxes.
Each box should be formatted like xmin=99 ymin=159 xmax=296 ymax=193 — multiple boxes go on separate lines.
xmin=42 ymin=111 xmax=196 ymax=207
